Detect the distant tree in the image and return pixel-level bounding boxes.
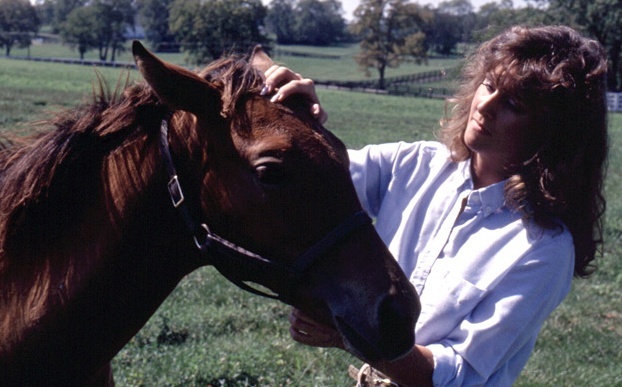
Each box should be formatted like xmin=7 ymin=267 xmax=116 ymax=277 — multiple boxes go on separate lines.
xmin=473 ymin=0 xmax=555 ymax=43
xmin=0 ymin=0 xmax=40 ymax=56
xmin=58 ymin=0 xmax=133 ymax=61
xmin=34 ymin=0 xmax=56 ymax=27
xmin=266 ymin=0 xmax=296 ymax=44
xmin=267 ymin=0 xmax=347 ymax=46
xmin=90 ymin=0 xmax=134 ymax=61
xmin=136 ymin=0 xmax=179 ymax=52
xmin=60 ymin=6 xmax=99 ymax=58
xmin=431 ymin=0 xmax=476 ymax=54
xmin=547 ymin=0 xmax=622 ymax=91
xmin=51 ymin=0 xmax=86 ymax=33
xmin=170 ymin=0 xmax=269 ymax=64
xmin=350 ymin=0 xmax=431 ymax=89
xmin=293 ymin=0 xmax=346 ymax=45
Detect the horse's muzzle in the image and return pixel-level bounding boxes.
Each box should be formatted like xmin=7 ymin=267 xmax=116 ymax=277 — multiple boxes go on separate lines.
xmin=334 ymin=290 xmax=419 ymax=362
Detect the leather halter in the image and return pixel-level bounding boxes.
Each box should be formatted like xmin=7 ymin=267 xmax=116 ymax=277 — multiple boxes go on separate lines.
xmin=159 ymin=119 xmax=372 ymax=303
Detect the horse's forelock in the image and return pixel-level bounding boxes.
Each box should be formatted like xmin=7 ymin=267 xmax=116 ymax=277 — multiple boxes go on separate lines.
xmin=199 ymin=56 xmax=264 ymax=119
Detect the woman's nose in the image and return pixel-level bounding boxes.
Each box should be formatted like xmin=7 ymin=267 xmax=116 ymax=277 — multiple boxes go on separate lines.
xmin=477 ymin=91 xmax=499 ymax=118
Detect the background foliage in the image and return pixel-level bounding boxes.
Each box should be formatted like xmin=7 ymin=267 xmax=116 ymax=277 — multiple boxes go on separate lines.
xmin=3 ymin=0 xmax=622 ymax=89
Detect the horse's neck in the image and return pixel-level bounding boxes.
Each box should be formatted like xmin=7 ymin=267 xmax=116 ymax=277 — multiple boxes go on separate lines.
xmin=0 ymin=131 xmax=201 ymax=385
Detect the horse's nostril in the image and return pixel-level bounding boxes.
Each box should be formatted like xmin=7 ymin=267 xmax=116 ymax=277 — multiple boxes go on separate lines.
xmin=377 ymin=293 xmax=416 ymax=354
xmin=379 ymin=295 xmax=404 ymax=328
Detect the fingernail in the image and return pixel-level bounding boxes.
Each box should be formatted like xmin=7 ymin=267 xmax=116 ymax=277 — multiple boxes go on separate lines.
xmin=270 ymin=93 xmax=281 ymax=103
xmin=260 ymin=84 xmax=269 ymax=96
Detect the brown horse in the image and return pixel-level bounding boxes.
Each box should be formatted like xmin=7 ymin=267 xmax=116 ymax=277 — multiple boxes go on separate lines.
xmin=0 ymin=42 xmax=419 ymax=385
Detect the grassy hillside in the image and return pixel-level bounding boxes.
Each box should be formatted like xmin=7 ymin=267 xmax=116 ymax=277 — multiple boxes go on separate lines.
xmin=0 ymin=57 xmax=620 ymax=386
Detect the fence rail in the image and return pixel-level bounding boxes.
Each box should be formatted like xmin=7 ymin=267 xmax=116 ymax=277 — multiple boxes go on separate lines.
xmin=5 ymin=55 xmax=135 ymax=68
xmin=607 ymin=92 xmax=622 ymax=112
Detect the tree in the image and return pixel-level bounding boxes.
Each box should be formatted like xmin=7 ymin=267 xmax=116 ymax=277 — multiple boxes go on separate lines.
xmin=293 ymin=0 xmax=346 ymax=45
xmin=88 ymin=0 xmax=134 ymax=61
xmin=170 ymin=0 xmax=270 ymax=64
xmin=350 ymin=0 xmax=431 ymax=89
xmin=60 ymin=6 xmax=99 ymax=59
xmin=136 ymin=0 xmax=179 ymax=52
xmin=34 ymin=0 xmax=57 ymax=28
xmin=547 ymin=0 xmax=622 ymax=91
xmin=267 ymin=0 xmax=348 ymax=46
xmin=431 ymin=0 xmax=476 ymax=54
xmin=473 ymin=1 xmax=556 ymax=43
xmin=50 ymin=0 xmax=86 ymax=33
xmin=0 ymin=0 xmax=40 ymax=56
xmin=58 ymin=0 xmax=134 ymax=61
xmin=266 ymin=0 xmax=296 ymax=44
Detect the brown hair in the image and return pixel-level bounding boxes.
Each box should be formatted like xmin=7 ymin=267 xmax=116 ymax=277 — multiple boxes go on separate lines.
xmin=438 ymin=25 xmax=608 ymax=277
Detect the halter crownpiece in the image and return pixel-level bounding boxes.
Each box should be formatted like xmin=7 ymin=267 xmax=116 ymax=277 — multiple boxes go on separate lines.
xmin=158 ymin=118 xmax=373 ymax=302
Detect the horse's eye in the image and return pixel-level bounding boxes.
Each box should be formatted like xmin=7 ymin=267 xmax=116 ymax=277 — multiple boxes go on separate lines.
xmin=255 ymin=161 xmax=292 ymax=186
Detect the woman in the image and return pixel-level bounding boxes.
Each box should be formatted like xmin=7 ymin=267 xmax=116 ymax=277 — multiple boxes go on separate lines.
xmin=263 ymin=25 xmax=608 ymax=386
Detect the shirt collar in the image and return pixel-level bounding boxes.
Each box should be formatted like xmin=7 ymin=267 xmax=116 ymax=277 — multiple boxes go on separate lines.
xmin=458 ymin=159 xmax=506 ymax=217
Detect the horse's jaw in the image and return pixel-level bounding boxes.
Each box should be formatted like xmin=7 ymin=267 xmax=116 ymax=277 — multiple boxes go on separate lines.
xmin=303 ymin=226 xmax=420 ymax=363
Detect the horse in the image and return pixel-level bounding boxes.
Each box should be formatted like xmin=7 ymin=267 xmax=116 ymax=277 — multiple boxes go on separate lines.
xmin=0 ymin=42 xmax=419 ymax=385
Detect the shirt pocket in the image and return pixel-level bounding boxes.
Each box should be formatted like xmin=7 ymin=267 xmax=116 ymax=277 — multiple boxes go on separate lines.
xmin=415 ymin=270 xmax=488 ymax=343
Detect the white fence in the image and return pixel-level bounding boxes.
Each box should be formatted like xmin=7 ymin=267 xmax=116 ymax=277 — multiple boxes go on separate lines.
xmin=607 ymin=92 xmax=622 ymax=112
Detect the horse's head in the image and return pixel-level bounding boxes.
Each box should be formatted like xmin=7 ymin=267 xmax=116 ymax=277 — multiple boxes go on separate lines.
xmin=132 ymin=42 xmax=419 ymax=362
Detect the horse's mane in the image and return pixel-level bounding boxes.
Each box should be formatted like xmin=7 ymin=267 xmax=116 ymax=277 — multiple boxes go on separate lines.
xmin=0 ymin=54 xmax=264 ymax=266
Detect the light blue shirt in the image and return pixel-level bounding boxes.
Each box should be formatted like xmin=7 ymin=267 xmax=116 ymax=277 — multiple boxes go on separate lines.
xmin=349 ymin=141 xmax=574 ymax=386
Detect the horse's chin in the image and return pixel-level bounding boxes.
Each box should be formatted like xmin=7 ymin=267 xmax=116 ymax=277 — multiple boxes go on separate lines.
xmin=334 ymin=316 xmax=415 ymax=363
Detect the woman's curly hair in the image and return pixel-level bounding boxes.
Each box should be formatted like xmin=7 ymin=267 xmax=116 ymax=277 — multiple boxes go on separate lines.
xmin=438 ymin=25 xmax=608 ymax=277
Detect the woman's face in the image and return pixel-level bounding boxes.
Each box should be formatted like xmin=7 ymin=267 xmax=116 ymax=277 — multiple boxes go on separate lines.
xmin=464 ymin=74 xmax=537 ymax=173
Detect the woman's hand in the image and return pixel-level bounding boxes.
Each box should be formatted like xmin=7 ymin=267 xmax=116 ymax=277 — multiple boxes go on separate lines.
xmin=288 ymin=308 xmax=345 ymax=349
xmin=289 ymin=307 xmax=433 ymax=386
xmin=262 ymin=65 xmax=328 ymax=124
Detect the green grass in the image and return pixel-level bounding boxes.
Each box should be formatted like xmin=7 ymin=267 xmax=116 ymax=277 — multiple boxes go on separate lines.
xmin=1 ymin=55 xmax=621 ymax=386
xmin=9 ymin=41 xmax=459 ymax=83
xmin=0 ymin=58 xmax=139 ymax=135
xmin=273 ymin=54 xmax=457 ymax=82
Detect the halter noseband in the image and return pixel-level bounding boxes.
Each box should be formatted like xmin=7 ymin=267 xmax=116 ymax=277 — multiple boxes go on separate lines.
xmin=159 ymin=119 xmax=372 ymax=303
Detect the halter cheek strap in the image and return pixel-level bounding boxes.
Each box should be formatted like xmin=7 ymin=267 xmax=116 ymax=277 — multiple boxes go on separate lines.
xmin=159 ymin=118 xmax=372 ymax=303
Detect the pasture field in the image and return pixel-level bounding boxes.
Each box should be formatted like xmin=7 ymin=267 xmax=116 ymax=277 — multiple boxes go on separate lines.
xmin=1 ymin=56 xmax=621 ymax=386
xmin=9 ymin=41 xmax=459 ymax=83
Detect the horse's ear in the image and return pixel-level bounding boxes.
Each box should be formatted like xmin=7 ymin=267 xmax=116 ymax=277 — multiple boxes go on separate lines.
xmin=249 ymin=45 xmax=274 ymax=74
xmin=132 ymin=41 xmax=220 ymax=115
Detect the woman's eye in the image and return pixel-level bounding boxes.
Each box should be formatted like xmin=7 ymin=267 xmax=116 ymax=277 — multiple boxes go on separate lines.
xmin=482 ymin=81 xmax=495 ymax=93
xmin=506 ymin=97 xmax=527 ymax=113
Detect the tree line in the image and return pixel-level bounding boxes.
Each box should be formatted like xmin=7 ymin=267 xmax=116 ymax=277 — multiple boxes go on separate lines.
xmin=1 ymin=0 xmax=621 ymax=91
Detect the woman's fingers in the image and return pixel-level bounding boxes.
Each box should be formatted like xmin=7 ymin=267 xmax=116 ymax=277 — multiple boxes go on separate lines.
xmin=263 ymin=65 xmax=302 ymax=95
xmin=263 ymin=66 xmax=328 ymax=124
xmin=288 ymin=308 xmax=344 ymax=349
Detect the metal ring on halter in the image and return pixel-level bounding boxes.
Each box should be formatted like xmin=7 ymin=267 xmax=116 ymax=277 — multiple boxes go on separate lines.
xmin=193 ymin=224 xmax=211 ymax=252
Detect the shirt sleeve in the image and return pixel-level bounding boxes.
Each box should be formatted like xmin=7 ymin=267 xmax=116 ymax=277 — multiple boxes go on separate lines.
xmin=348 ymin=142 xmax=427 ymax=217
xmin=429 ymin=229 xmax=575 ymax=386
